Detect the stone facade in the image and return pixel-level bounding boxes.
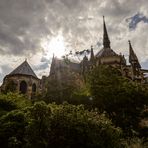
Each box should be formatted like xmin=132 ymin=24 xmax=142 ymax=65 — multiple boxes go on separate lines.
xmin=1 ymin=16 xmax=148 ymax=97
xmin=49 ymin=17 xmax=147 ymax=83
xmin=0 ymin=60 xmax=40 ymax=99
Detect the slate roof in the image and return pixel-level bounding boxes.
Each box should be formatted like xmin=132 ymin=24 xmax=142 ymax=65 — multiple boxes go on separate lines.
xmin=96 ymin=48 xmax=117 ymax=58
xmin=69 ymin=62 xmax=81 ymax=72
xmin=9 ymin=60 xmax=38 ymax=78
xmin=53 ymin=58 xmax=81 ymax=72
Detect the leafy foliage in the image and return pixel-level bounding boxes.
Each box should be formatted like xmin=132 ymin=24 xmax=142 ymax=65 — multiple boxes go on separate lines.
xmin=88 ymin=65 xmax=148 ymax=136
xmin=0 ymin=110 xmax=26 ymax=148
xmin=0 ymin=65 xmax=148 ymax=147
xmin=47 ymin=102 xmax=122 ymax=148
xmin=25 ymin=101 xmax=51 ymax=148
xmin=0 ymin=93 xmax=30 ymax=109
xmin=0 ymin=94 xmax=123 ymax=148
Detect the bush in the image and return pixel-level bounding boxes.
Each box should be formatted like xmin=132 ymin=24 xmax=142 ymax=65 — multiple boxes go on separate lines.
xmin=0 ymin=93 xmax=31 ymax=109
xmin=0 ymin=96 xmax=123 ymax=148
xmin=0 ymin=110 xmax=26 ymax=148
xmin=47 ymin=102 xmax=122 ymax=148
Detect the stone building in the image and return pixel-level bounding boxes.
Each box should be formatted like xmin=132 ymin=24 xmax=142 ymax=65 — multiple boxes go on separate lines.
xmin=47 ymin=54 xmax=84 ymax=90
xmin=0 ymin=60 xmax=40 ymax=98
xmin=1 ymin=16 xmax=148 ymax=97
xmin=49 ymin=16 xmax=147 ymax=83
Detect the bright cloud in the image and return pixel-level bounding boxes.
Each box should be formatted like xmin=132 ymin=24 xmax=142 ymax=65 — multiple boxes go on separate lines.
xmin=41 ymin=33 xmax=67 ymax=58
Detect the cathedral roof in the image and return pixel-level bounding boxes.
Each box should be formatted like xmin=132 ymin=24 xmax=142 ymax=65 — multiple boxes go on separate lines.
xmin=96 ymin=48 xmax=117 ymax=58
xmin=9 ymin=60 xmax=38 ymax=78
xmin=69 ymin=62 xmax=81 ymax=72
xmin=50 ymin=57 xmax=81 ymax=74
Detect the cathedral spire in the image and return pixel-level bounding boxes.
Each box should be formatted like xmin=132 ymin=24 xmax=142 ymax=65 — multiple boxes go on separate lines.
xmin=129 ymin=40 xmax=141 ymax=68
xmin=50 ymin=54 xmax=56 ymax=75
xmin=103 ymin=16 xmax=110 ymax=48
xmin=129 ymin=40 xmax=134 ymax=63
xmin=90 ymin=45 xmax=95 ymax=62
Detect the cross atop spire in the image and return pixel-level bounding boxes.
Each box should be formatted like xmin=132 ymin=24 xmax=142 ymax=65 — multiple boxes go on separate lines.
xmin=103 ymin=16 xmax=110 ymax=48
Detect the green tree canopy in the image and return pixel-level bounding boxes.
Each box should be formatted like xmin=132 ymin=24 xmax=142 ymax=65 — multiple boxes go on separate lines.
xmin=88 ymin=65 xmax=148 ymax=136
xmin=0 ymin=95 xmax=123 ymax=148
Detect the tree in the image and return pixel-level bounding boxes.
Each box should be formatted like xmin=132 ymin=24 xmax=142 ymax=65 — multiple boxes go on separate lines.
xmin=0 ymin=111 xmax=26 ymax=148
xmin=25 ymin=101 xmax=51 ymax=148
xmin=139 ymin=106 xmax=148 ymax=138
xmin=69 ymin=84 xmax=92 ymax=108
xmin=25 ymin=101 xmax=122 ymax=148
xmin=0 ymin=93 xmax=30 ymax=109
xmin=0 ymin=93 xmax=31 ymax=148
xmin=88 ymin=65 xmax=148 ymax=136
xmin=47 ymin=102 xmax=122 ymax=148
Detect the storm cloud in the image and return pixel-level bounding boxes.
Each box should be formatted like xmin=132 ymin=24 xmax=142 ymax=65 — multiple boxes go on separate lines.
xmin=0 ymin=0 xmax=148 ymax=83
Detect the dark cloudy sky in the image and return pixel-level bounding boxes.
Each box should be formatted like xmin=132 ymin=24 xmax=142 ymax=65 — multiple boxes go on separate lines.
xmin=0 ymin=0 xmax=148 ymax=84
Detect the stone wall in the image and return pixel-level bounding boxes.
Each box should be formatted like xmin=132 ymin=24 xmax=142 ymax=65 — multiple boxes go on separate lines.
xmin=1 ymin=74 xmax=40 ymax=99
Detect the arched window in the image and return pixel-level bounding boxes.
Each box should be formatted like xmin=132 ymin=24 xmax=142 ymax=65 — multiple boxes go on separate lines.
xmin=20 ymin=81 xmax=27 ymax=94
xmin=32 ymin=83 xmax=36 ymax=93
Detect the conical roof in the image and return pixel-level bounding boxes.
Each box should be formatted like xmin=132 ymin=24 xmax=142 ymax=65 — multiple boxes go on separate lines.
xmin=9 ymin=60 xmax=38 ymax=78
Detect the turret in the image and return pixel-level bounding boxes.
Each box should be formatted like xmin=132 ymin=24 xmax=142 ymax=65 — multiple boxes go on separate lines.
xmin=128 ymin=40 xmax=141 ymax=80
xmin=129 ymin=40 xmax=141 ymax=68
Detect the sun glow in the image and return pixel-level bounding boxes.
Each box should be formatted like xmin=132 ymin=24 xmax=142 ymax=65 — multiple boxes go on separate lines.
xmin=41 ymin=34 xmax=67 ymax=58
